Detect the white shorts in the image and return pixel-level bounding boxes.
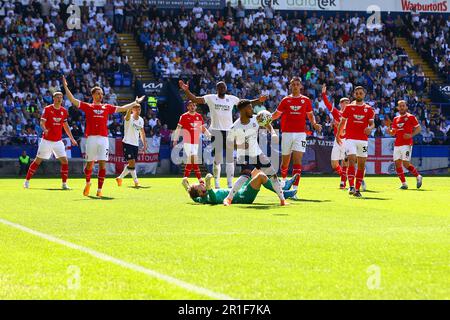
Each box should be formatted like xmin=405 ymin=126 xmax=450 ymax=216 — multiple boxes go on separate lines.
xmin=393 ymin=145 xmax=412 ymax=161
xmin=183 ymin=143 xmax=199 ymax=157
xmin=281 ymin=132 xmax=307 ymax=155
xmin=37 ymin=139 xmax=66 ymax=160
xmin=345 ymin=139 xmax=369 ymax=158
xmin=331 ymin=138 xmax=346 ymax=161
xmin=85 ymin=135 xmax=109 ymax=161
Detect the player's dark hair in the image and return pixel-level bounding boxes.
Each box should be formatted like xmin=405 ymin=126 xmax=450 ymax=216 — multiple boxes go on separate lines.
xmin=91 ymin=86 xmax=102 ymax=95
xmin=237 ymin=99 xmax=251 ymax=110
xmin=188 ymin=185 xmax=201 ymax=199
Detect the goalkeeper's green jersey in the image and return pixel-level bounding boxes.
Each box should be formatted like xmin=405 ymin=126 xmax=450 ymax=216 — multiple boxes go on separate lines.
xmin=193 ymin=180 xmax=259 ymax=205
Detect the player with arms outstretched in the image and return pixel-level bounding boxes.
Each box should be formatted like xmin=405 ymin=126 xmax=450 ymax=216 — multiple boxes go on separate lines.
xmin=321 ymin=84 xmax=350 ymax=188
xmin=172 ymin=101 xmax=211 ymax=184
xmin=115 ymin=104 xmax=147 ymax=187
xmin=336 ymin=86 xmax=375 ymax=198
xmin=224 ymin=99 xmax=288 ymax=206
xmin=388 ymin=100 xmax=423 ymax=189
xmin=62 ymin=76 xmax=144 ymax=197
xmin=179 ymin=80 xmax=267 ymax=189
xmin=24 ymin=92 xmax=78 ymax=189
xmin=272 ymin=77 xmax=322 ymax=197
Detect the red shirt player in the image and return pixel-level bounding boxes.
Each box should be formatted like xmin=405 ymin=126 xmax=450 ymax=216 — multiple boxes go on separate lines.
xmin=389 ymin=100 xmax=422 ymax=189
xmin=173 ymin=101 xmax=210 ymax=184
xmin=322 ymin=84 xmax=350 ymax=188
xmin=62 ymin=76 xmax=144 ymax=197
xmin=337 ymin=86 xmax=375 ymax=197
xmin=24 ymin=91 xmax=77 ymax=190
xmin=271 ymin=77 xmax=322 ymax=196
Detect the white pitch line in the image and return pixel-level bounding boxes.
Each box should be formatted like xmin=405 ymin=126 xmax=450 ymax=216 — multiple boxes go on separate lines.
xmin=0 ymin=218 xmax=236 ymax=300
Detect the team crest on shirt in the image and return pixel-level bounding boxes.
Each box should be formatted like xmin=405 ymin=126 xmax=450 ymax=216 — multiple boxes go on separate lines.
xmin=353 ymin=115 xmax=365 ymax=120
xmin=364 ymin=108 xmax=368 ymax=112
xmin=93 ymin=110 xmax=104 ymax=115
xmin=301 ymin=99 xmax=305 ymax=104
xmin=290 ymin=105 xmax=302 ymax=111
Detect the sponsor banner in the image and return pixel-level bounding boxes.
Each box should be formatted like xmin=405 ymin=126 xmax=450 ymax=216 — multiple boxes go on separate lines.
xmin=230 ymin=0 xmax=449 ymax=12
xmin=439 ymin=85 xmax=450 ymax=99
xmin=80 ymin=138 xmax=160 ymax=175
xmin=142 ymin=82 xmax=163 ymax=95
xmin=146 ymin=0 xmax=224 ymax=9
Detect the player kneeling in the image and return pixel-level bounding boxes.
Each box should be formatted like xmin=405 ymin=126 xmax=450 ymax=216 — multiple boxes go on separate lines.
xmin=116 ymin=104 xmax=147 ymax=187
xmin=183 ymin=173 xmax=296 ymax=205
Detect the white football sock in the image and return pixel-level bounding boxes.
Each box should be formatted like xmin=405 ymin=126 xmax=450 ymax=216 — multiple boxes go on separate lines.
xmin=118 ymin=166 xmax=129 ymax=179
xmin=213 ymin=163 xmax=221 ymax=187
xmin=129 ymin=168 xmax=137 ymax=181
xmin=270 ymin=176 xmax=285 ymax=201
xmin=226 ymin=175 xmax=250 ymax=201
xmin=226 ymin=163 xmax=234 ymax=188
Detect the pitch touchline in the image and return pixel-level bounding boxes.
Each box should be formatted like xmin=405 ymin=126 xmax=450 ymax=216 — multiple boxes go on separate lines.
xmin=0 ymin=218 xmax=236 ymax=300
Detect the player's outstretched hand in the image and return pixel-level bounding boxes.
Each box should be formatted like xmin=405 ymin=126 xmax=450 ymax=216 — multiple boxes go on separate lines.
xmin=62 ymin=76 xmax=68 ymax=88
xmin=179 ymin=80 xmax=189 ymax=91
xmin=322 ymin=84 xmax=326 ymax=94
xmin=258 ymin=95 xmax=268 ymax=103
xmin=71 ymin=139 xmax=78 ymax=147
xmin=135 ymin=96 xmax=145 ymax=105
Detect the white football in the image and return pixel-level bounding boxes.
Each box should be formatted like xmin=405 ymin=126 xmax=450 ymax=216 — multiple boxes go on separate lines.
xmin=256 ymin=110 xmax=272 ymax=127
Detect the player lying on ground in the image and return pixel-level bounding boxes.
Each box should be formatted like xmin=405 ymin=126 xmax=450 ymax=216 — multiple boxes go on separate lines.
xmin=271 ymin=77 xmax=322 ymax=198
xmin=62 ymin=76 xmax=144 ymax=197
xmin=224 ymin=99 xmax=288 ymax=206
xmin=24 ymin=91 xmax=78 ymax=190
xmin=116 ymin=104 xmax=147 ymax=187
xmin=388 ymin=100 xmax=423 ymax=189
xmin=337 ymin=86 xmax=374 ymax=198
xmin=179 ymin=79 xmax=267 ymax=189
xmin=183 ymin=172 xmax=298 ymax=205
xmin=172 ymin=101 xmax=211 ymax=184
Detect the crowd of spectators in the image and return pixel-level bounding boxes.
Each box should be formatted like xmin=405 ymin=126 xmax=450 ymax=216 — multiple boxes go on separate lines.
xmin=134 ymin=2 xmax=449 ymax=144
xmin=406 ymin=11 xmax=449 ymax=82
xmin=0 ymin=1 xmax=448 ymax=148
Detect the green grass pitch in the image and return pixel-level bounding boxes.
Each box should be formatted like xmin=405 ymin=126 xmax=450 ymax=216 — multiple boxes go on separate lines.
xmin=0 ymin=176 xmax=449 ymax=299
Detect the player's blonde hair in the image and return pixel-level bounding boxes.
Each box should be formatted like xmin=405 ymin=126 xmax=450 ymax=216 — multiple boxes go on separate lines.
xmin=397 ymin=100 xmax=407 ymax=106
xmin=91 ymin=86 xmax=103 ymax=95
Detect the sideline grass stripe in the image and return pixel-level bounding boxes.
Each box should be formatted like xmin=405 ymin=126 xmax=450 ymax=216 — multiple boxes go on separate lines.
xmin=0 ymin=217 xmax=236 ymax=300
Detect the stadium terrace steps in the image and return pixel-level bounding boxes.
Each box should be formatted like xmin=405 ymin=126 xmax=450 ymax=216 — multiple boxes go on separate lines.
xmin=396 ymin=37 xmax=443 ymax=116
xmin=117 ymin=33 xmax=154 ymax=83
xmin=396 ymin=37 xmax=443 ymax=83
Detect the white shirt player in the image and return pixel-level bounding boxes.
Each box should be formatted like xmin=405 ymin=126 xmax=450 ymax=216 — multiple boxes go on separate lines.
xmin=228 ymin=116 xmax=263 ymax=158
xmin=122 ymin=116 xmax=144 ymax=147
xmin=203 ymin=94 xmax=239 ymax=131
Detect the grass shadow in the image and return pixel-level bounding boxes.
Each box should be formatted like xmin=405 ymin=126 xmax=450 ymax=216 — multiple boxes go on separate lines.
xmin=354 ymin=196 xmax=391 ymax=200
xmin=127 ymin=186 xmax=151 ymax=189
xmin=289 ymin=198 xmax=332 ymax=203
xmin=72 ymin=195 xmax=116 ymax=201
xmin=34 ymin=188 xmax=72 ymax=191
xmin=407 ymin=189 xmax=431 ymax=192
xmin=362 ymin=190 xmax=380 ymax=193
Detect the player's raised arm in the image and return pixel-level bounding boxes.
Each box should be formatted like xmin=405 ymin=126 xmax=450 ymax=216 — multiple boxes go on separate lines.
xmin=179 ymin=80 xmax=205 ymax=104
xmin=249 ymin=95 xmax=268 ymax=107
xmin=63 ymin=121 xmax=78 ymax=146
xmin=62 ymin=76 xmax=80 ymax=108
xmin=321 ymin=84 xmax=333 ymax=112
xmin=116 ymin=96 xmax=145 ymax=113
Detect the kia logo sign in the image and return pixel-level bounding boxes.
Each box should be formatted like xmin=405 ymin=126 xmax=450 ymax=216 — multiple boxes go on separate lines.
xmin=143 ymin=82 xmax=163 ymax=93
xmin=440 ymin=85 xmax=450 ymax=93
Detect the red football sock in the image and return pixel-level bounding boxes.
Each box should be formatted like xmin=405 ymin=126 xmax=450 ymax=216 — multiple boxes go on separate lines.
xmin=184 ymin=164 xmax=193 ymax=177
xmin=396 ymin=166 xmax=406 ymax=183
xmin=407 ymin=165 xmax=419 ymax=177
xmin=347 ymin=165 xmax=355 ymax=187
xmin=84 ymin=167 xmax=92 ymax=183
xmin=25 ymin=161 xmax=40 ymax=181
xmin=98 ymin=168 xmax=106 ymax=190
xmin=281 ymin=165 xmax=288 ymax=180
xmin=355 ymin=168 xmax=365 ymax=191
xmin=334 ymin=164 xmax=342 ymax=176
xmin=341 ymin=165 xmax=348 ymax=184
xmin=193 ymin=164 xmax=202 ymax=180
xmin=292 ymin=164 xmax=302 ymax=187
xmin=61 ymin=163 xmax=69 ymax=183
